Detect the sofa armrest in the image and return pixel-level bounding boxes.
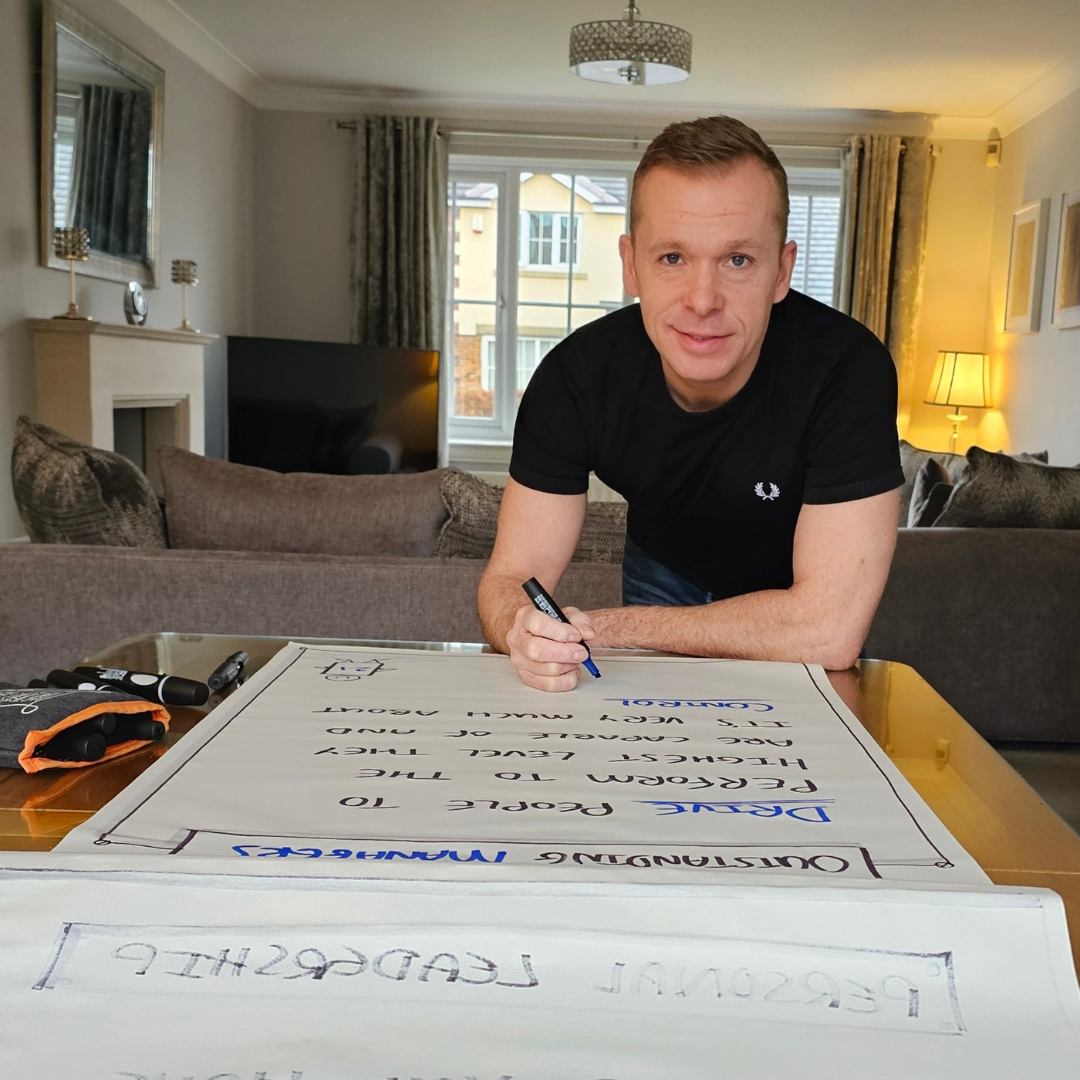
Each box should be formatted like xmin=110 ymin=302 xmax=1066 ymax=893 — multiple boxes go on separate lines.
xmin=867 ymin=528 xmax=1080 ymax=741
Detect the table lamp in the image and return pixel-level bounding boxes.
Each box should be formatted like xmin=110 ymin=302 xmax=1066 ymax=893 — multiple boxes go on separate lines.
xmin=171 ymin=259 xmax=199 ymax=332
xmin=924 ymin=351 xmax=990 ymax=450
xmin=53 ymin=227 xmax=92 ymax=320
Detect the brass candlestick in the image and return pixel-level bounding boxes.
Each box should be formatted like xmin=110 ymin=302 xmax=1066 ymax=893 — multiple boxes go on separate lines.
xmin=53 ymin=227 xmax=93 ymax=320
xmin=171 ymin=259 xmax=199 ymax=332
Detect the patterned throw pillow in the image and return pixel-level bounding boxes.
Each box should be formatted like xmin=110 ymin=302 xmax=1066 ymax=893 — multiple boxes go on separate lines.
xmin=10 ymin=416 xmax=166 ymax=547
xmin=435 ymin=467 xmax=627 ymax=563
xmin=933 ymin=447 xmax=1080 ymax=529
xmin=907 ymin=458 xmax=953 ymax=527
xmin=898 ymin=439 xmax=1048 ymax=526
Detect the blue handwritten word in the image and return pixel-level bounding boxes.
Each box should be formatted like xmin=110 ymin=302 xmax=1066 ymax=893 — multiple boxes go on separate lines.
xmin=606 ymin=698 xmax=773 ymax=711
xmin=640 ymin=799 xmax=834 ymax=823
xmin=232 ymin=846 xmax=506 ymax=862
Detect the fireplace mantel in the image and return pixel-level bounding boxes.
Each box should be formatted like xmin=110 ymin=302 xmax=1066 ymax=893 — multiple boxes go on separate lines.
xmin=30 ymin=319 xmax=218 ymax=490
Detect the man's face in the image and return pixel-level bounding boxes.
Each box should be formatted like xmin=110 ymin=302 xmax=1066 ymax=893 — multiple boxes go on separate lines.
xmin=619 ymin=161 xmax=797 ymax=411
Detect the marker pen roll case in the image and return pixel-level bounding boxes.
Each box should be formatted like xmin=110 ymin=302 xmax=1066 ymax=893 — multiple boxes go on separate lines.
xmin=0 ymin=684 xmax=169 ymax=773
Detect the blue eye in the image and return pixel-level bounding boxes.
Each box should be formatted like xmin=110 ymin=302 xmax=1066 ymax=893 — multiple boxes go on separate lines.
xmin=662 ymin=253 xmax=681 ymax=265
xmin=731 ymin=254 xmax=748 ymax=267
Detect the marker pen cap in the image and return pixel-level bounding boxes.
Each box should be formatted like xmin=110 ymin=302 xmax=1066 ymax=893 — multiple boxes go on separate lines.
xmin=83 ymin=712 xmax=117 ymax=736
xmin=106 ymin=715 xmax=167 ymax=745
xmin=40 ymin=728 xmax=106 ymax=762
xmin=208 ymin=650 xmax=249 ymax=690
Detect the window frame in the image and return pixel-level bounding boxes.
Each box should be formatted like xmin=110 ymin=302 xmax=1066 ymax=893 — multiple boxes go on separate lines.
xmin=479 ymin=334 xmax=496 ymax=392
xmin=785 ymin=166 xmax=844 ymax=309
xmin=446 ymin=158 xmax=635 ymax=446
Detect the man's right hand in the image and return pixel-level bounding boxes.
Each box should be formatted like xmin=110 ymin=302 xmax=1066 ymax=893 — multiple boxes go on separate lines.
xmin=504 ymin=603 xmax=596 ymax=693
xmin=477 ymin=479 xmax=591 ymax=689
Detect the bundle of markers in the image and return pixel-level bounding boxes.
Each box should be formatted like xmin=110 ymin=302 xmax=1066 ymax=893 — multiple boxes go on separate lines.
xmin=0 ymin=655 xmax=248 ymax=773
xmin=0 ymin=669 xmax=173 ymax=772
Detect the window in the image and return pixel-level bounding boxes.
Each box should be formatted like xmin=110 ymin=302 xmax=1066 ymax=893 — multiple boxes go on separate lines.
xmin=785 ymin=168 xmax=843 ymax=307
xmin=447 ymin=164 xmax=632 ymax=443
xmin=53 ymin=92 xmax=81 ymax=229
xmin=481 ymin=334 xmax=559 ymax=394
xmin=516 ymin=336 xmax=560 ymax=389
xmin=480 ymin=336 xmax=496 ymax=392
xmin=520 ymin=211 xmax=582 ymax=268
xmin=445 ymin=158 xmax=843 ymax=447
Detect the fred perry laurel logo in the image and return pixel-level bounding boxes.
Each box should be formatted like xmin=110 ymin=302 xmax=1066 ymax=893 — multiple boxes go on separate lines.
xmin=755 ymin=482 xmax=780 ymax=501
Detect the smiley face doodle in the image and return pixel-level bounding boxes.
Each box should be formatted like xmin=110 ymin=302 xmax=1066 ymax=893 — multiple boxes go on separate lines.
xmin=318 ymin=658 xmax=394 ymax=681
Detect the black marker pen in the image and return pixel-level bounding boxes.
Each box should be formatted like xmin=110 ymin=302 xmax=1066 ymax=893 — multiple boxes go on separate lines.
xmin=105 ymin=715 xmax=167 ymax=745
xmin=38 ymin=726 xmax=106 ymax=762
xmin=47 ymin=669 xmax=114 ymax=692
xmin=522 ymin=577 xmax=601 ymax=678
xmin=208 ymin=650 xmax=249 ymax=690
xmin=73 ymin=666 xmax=209 ymax=707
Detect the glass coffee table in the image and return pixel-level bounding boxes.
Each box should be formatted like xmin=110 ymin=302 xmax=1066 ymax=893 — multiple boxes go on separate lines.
xmin=3 ymin=632 xmax=1079 ymax=973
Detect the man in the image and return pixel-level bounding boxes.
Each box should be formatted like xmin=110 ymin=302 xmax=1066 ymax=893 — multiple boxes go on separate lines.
xmin=478 ymin=116 xmax=903 ymax=692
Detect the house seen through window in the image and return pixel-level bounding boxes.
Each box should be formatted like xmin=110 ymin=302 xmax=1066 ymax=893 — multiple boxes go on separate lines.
xmin=446 ymin=160 xmax=843 ymax=445
xmin=520 ymin=210 xmax=582 ymax=268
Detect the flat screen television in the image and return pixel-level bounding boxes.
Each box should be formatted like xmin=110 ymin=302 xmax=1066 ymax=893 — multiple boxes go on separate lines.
xmin=227 ymin=336 xmax=438 ymax=474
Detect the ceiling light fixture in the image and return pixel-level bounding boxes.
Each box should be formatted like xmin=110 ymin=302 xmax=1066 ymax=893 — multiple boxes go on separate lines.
xmin=569 ymin=1 xmax=692 ymax=86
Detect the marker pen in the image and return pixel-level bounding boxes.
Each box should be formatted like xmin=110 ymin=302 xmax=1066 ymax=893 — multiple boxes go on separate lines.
xmin=37 ymin=726 xmax=106 ymax=762
xmin=208 ymin=650 xmax=249 ymax=690
xmin=105 ymin=715 xmax=167 ymax=745
xmin=47 ymin=669 xmax=114 ymax=692
xmin=73 ymin=666 xmax=209 ymax=707
xmin=522 ymin=577 xmax=601 ymax=679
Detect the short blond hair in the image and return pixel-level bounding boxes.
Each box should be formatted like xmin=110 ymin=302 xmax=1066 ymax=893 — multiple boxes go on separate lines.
xmin=630 ymin=115 xmax=789 ymax=239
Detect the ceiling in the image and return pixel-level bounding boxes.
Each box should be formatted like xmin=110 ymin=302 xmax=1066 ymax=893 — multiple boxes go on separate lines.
xmin=119 ymin=0 xmax=1080 ymax=138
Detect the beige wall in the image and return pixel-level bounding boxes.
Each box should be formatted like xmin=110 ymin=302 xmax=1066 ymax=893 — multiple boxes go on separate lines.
xmin=905 ymin=98 xmax=1080 ymax=465
xmin=0 ymin=0 xmax=256 ymax=540
xmin=903 ymin=139 xmax=997 ymax=453
xmin=982 ymin=86 xmax=1080 ymax=466
xmin=253 ymin=111 xmax=354 ymax=343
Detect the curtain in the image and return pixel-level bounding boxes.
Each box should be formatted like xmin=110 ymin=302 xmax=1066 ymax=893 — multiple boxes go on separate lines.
xmin=837 ymin=135 xmax=934 ymax=425
xmin=350 ymin=116 xmax=448 ymax=351
xmin=71 ymin=85 xmax=152 ymax=259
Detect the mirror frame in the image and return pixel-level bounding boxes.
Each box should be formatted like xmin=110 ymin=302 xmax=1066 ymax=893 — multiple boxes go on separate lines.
xmin=40 ymin=0 xmax=165 ymax=287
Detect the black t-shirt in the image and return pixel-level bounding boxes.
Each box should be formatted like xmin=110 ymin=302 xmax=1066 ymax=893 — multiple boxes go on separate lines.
xmin=509 ymin=289 xmax=904 ymax=599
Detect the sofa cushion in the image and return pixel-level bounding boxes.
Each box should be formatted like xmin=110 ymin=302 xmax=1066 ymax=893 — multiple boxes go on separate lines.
xmin=933 ymin=447 xmax=1080 ymax=529
xmin=898 ymin=440 xmax=1047 ymax=525
xmin=158 ymin=447 xmax=448 ymax=556
xmin=907 ymin=458 xmax=953 ymax=527
xmin=10 ymin=416 xmax=166 ymax=547
xmin=435 ymin=467 xmax=627 ymax=563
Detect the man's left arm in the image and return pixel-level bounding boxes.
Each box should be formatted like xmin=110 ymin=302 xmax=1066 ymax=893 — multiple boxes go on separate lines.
xmin=587 ymin=488 xmax=899 ymax=670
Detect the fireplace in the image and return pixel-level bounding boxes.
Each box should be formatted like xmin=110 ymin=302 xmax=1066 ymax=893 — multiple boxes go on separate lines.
xmin=31 ymin=320 xmax=214 ymax=492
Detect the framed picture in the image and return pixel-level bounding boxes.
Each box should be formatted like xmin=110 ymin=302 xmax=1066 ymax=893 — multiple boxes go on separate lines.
xmin=1004 ymin=198 xmax=1049 ymax=333
xmin=1052 ymin=187 xmax=1080 ymax=329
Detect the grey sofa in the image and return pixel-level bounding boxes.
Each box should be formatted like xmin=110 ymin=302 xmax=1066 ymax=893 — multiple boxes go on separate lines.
xmin=2 ymin=526 xmax=1078 ymax=743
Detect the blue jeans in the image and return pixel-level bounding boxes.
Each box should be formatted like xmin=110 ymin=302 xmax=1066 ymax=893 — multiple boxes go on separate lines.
xmin=622 ymin=537 xmax=714 ymax=607
xmin=622 ymin=537 xmax=868 ymax=659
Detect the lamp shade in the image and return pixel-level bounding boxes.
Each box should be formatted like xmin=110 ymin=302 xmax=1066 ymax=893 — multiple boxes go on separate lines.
xmin=924 ymin=351 xmax=990 ymax=408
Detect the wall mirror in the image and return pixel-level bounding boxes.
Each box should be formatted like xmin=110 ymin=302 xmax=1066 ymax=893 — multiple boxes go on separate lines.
xmin=40 ymin=0 xmax=164 ymax=286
